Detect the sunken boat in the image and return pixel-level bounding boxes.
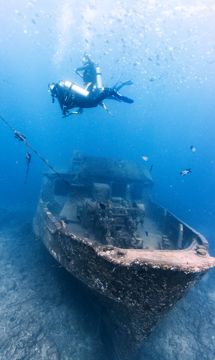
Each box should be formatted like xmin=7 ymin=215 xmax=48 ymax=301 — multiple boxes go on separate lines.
xmin=34 ymin=154 xmax=215 ymax=360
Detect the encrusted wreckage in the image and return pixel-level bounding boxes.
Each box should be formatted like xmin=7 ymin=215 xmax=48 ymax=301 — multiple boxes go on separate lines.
xmin=34 ymin=154 xmax=215 ymax=360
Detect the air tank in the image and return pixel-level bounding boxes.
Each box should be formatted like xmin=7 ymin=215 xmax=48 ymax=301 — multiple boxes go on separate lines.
xmin=95 ymin=66 xmax=103 ymax=89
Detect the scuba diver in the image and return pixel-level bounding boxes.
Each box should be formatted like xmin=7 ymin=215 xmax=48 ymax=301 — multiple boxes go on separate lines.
xmin=75 ymin=54 xmax=103 ymax=91
xmin=48 ymin=80 xmax=134 ymax=116
xmin=76 ymin=55 xmax=133 ymax=91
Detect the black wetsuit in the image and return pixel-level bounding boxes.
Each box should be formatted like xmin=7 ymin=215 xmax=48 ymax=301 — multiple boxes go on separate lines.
xmin=75 ymin=61 xmax=97 ymax=86
xmin=50 ymin=82 xmax=133 ymax=115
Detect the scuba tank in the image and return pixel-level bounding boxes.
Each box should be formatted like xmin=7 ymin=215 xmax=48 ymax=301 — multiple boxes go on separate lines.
xmin=59 ymin=80 xmax=89 ymax=97
xmin=95 ymin=66 xmax=103 ymax=89
xmin=71 ymin=84 xmax=89 ymax=97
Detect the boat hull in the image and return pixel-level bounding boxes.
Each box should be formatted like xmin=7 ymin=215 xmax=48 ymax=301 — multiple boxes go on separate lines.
xmin=34 ymin=200 xmax=214 ymax=359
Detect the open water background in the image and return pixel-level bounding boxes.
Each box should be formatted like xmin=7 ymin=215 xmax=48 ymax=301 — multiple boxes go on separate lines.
xmin=0 ymin=1 xmax=215 ymax=359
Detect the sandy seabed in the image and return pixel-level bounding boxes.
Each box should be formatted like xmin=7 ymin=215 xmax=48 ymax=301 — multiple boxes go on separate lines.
xmin=0 ymin=207 xmax=214 ymax=360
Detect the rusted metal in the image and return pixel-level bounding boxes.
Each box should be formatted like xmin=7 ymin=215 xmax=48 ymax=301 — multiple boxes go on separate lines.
xmin=34 ymin=155 xmax=215 ymax=360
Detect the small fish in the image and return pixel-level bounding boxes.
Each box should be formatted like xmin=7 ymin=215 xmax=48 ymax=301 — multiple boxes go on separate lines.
xmin=142 ymin=155 xmax=149 ymax=161
xmin=149 ymin=165 xmax=153 ymax=172
xmin=14 ymin=130 xmax=26 ymax=142
xmin=180 ymin=168 xmax=192 ymax=176
xmin=25 ymin=152 xmax=32 ymax=183
xmin=190 ymin=145 xmax=196 ymax=153
xmin=26 ymin=152 xmax=31 ymax=162
xmin=145 ymin=231 xmax=149 ymax=237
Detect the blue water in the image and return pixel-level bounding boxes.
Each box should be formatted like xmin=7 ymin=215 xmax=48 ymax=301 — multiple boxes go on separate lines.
xmin=0 ymin=1 xmax=215 ymax=359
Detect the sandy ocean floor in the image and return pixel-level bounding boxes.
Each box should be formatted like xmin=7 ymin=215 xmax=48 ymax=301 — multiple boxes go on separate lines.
xmin=0 ymin=207 xmax=215 ymax=360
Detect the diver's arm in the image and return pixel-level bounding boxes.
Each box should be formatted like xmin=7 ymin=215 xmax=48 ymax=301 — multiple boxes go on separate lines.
xmin=62 ymin=108 xmax=83 ymax=116
xmin=75 ymin=65 xmax=86 ymax=78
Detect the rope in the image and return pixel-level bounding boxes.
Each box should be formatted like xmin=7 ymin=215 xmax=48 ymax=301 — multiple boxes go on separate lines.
xmin=0 ymin=114 xmax=73 ymax=190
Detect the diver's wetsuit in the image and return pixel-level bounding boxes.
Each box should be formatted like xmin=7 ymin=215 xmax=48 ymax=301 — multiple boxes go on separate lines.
xmin=50 ymin=82 xmax=133 ymax=115
xmin=75 ymin=57 xmax=97 ymax=91
xmin=98 ymin=88 xmax=133 ymax=104
xmin=76 ymin=60 xmax=97 ymax=88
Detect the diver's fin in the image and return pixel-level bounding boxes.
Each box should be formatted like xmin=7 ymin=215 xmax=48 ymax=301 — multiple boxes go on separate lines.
xmin=121 ymin=96 xmax=134 ymax=104
xmin=114 ymin=80 xmax=133 ymax=91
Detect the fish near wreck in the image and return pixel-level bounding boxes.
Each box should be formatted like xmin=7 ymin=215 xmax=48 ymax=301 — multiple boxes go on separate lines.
xmin=33 ymin=154 xmax=215 ymax=360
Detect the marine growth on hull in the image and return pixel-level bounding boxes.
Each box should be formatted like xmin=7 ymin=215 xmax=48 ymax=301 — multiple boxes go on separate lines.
xmin=41 ymin=155 xmax=205 ymax=252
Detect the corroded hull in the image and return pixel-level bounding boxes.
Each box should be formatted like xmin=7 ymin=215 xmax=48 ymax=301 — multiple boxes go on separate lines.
xmin=34 ymin=200 xmax=215 ymax=360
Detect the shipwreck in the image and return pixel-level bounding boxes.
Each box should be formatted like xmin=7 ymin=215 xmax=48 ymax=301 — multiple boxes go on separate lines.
xmin=34 ymin=154 xmax=215 ymax=360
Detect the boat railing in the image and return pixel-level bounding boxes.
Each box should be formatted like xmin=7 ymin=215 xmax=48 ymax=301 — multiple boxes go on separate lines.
xmin=148 ymin=201 xmax=208 ymax=250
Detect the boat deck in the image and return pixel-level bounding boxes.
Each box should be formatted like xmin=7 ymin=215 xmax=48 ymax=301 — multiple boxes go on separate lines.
xmin=137 ymin=217 xmax=163 ymax=250
xmin=58 ymin=198 xmax=167 ymax=250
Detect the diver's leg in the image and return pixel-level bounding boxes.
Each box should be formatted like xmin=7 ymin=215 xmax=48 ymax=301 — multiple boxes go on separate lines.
xmin=118 ymin=95 xmax=134 ymax=104
xmin=108 ymin=89 xmax=134 ymax=104
xmin=103 ymin=88 xmax=121 ymax=102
